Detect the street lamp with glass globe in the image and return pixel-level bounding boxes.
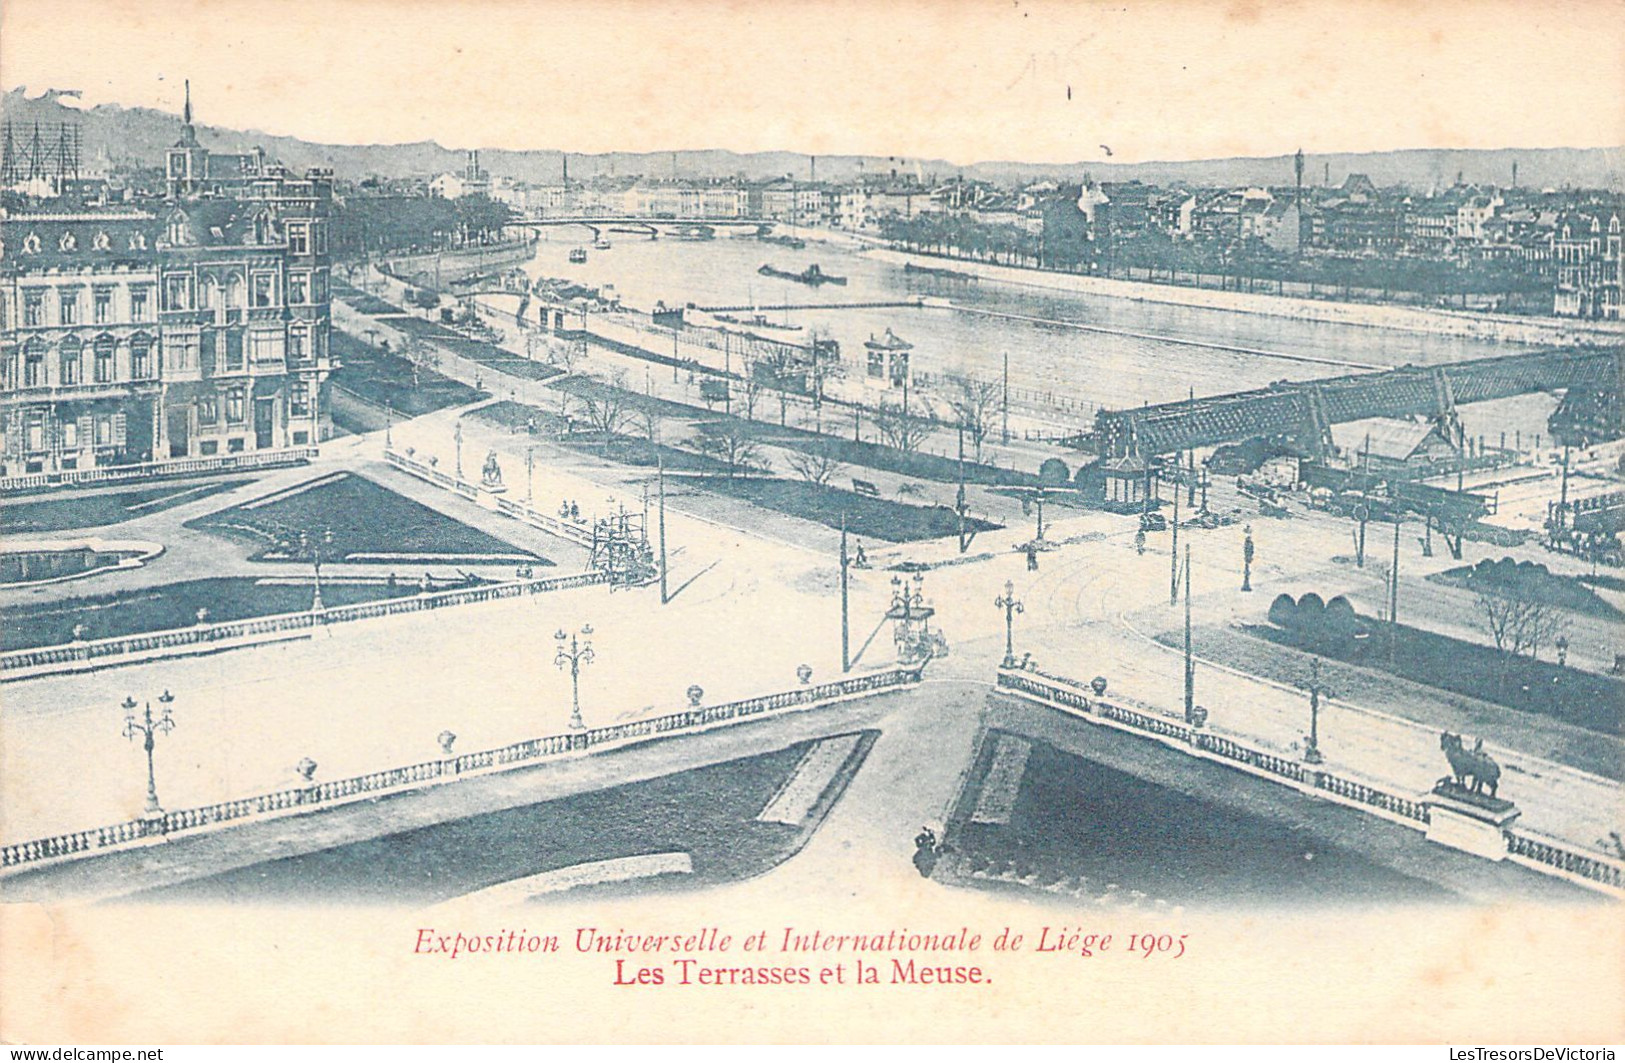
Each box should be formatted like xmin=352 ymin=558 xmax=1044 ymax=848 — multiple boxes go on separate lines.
xmin=555 ymin=624 xmax=595 ymax=730
xmin=122 ymin=690 xmax=176 ymax=818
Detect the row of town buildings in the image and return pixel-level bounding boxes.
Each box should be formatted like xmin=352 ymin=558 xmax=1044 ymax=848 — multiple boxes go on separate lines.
xmin=0 ymin=87 xmax=334 ymax=480
xmin=428 ymin=162 xmax=1622 ymax=319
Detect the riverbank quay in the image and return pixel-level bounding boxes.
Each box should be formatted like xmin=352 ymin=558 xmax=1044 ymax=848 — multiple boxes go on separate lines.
xmin=862 ymin=246 xmax=1625 ymax=347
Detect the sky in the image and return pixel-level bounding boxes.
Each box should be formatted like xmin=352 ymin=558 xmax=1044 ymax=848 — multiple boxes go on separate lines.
xmin=2 ymin=0 xmax=1623 ymax=165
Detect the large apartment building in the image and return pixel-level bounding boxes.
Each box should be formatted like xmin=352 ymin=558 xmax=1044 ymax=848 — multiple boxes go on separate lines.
xmin=0 ymin=88 xmax=334 ymax=479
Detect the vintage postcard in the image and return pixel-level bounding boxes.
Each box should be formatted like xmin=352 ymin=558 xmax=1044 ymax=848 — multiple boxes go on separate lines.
xmin=0 ymin=0 xmax=1622 ymax=1046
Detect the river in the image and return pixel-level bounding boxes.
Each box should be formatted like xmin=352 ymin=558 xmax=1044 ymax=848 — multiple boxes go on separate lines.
xmin=519 ymin=227 xmax=1556 ymax=441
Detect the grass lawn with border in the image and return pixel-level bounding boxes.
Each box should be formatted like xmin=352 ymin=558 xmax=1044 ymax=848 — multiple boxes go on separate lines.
xmin=329 ymin=330 xmax=488 ymax=421
xmin=1183 ymin=620 xmax=1625 ymax=737
xmin=943 ymin=730 xmax=1453 ymax=907
xmin=187 ymin=472 xmax=546 ymax=565
xmin=384 ymin=315 xmax=565 ymax=383
xmin=128 ymin=731 xmax=878 ymax=904
xmin=1 ymin=479 xmax=253 ymax=535
xmin=686 ymin=475 xmax=1002 ymax=543
xmin=1 ymin=576 xmax=427 ymax=652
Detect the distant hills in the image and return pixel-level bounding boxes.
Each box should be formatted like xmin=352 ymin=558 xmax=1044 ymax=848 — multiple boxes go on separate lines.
xmin=5 ymin=87 xmax=1622 ymax=191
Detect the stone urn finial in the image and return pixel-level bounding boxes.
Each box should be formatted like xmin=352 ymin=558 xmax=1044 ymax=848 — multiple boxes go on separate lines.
xmin=1090 ymin=676 xmax=1108 ymax=697
xmin=796 ymin=664 xmax=813 ymax=685
xmin=686 ymin=684 xmax=704 ymax=707
xmin=295 ymin=757 xmax=318 ymax=783
xmin=437 ymin=730 xmax=457 ymax=755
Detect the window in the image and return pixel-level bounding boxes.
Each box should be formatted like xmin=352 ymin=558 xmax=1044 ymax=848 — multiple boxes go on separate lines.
xmin=59 ymin=289 xmax=80 ymax=326
xmin=95 ymin=415 xmax=113 ymax=447
xmin=287 ymin=222 xmax=309 ymax=256
xmin=290 ymin=380 xmax=310 ymax=417
xmin=252 ymin=273 xmax=276 ymax=308
xmin=225 ymin=274 xmax=244 ymax=308
xmin=226 ymin=387 xmax=245 ymax=424
xmin=287 ymin=324 xmax=306 ymax=361
xmin=312 ymin=271 xmax=328 ymax=304
xmin=93 ymin=288 xmax=114 ymax=324
xmin=60 ymin=337 xmax=83 ymax=385
xmin=164 ymin=275 xmax=192 ymax=311
xmin=198 ymin=392 xmax=219 ymax=425
xmin=130 ymin=286 xmax=151 ymax=321
xmin=199 ymin=440 xmax=219 ymax=456
xmin=225 ymin=330 xmax=244 ymax=371
xmin=313 ymin=222 xmax=327 ymax=254
xmin=94 ymin=335 xmax=116 ymax=383
xmin=23 ymin=338 xmax=45 ymax=387
xmin=287 ymin=272 xmax=308 ymax=305
xmin=26 ymin=411 xmax=45 ymax=451
xmin=250 ymin=330 xmax=282 ymax=363
xmin=23 ymin=290 xmax=44 ymax=327
xmin=198 ymin=277 xmax=217 ymax=310
xmin=63 ymin=421 xmax=78 ymax=449
xmin=131 ymin=335 xmax=153 ymax=379
xmin=227 ymin=437 xmax=245 ymax=453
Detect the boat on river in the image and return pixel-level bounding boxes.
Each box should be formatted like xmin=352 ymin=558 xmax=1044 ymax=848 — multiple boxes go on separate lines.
xmin=568 ymin=247 xmax=588 ymax=264
xmin=761 ymin=234 xmax=807 ymax=250
xmin=715 ymin=311 xmax=803 ymax=333
xmin=593 ymin=236 xmax=611 ymax=250
xmin=903 ymin=261 xmax=975 ymax=281
xmin=758 ymin=262 xmax=846 ymax=286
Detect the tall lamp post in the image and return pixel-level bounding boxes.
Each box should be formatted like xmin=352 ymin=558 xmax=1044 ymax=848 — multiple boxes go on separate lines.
xmin=454 ymin=419 xmax=465 ymax=480
xmin=1298 ymin=657 xmax=1333 ymax=765
xmin=1242 ymin=525 xmax=1254 ymax=592
xmin=995 ymin=580 xmax=1024 ymax=668
xmin=555 ymin=624 xmax=594 ymax=730
xmin=122 ymin=690 xmax=176 ymax=818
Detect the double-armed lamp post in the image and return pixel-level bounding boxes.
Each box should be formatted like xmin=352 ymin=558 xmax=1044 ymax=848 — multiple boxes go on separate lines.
xmin=122 ymin=690 xmax=177 ymax=818
xmin=555 ymin=624 xmax=595 ymax=730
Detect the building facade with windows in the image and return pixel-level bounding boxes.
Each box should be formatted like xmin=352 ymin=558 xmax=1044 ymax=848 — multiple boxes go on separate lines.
xmin=0 ymin=90 xmax=335 ymax=478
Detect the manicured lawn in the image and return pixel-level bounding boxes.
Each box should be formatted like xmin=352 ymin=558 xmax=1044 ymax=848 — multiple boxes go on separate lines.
xmin=129 ymin=732 xmax=878 ymax=904
xmin=385 ymin=315 xmax=564 ymax=382
xmin=945 ymin=731 xmax=1452 ymax=907
xmin=687 ymin=475 xmax=1002 ymax=542
xmin=1 ymin=479 xmax=252 ymax=535
xmin=333 ymin=281 xmax=405 ymax=316
xmin=1429 ymin=560 xmax=1621 ymax=619
xmin=187 ymin=472 xmax=546 ymax=564
xmin=1 ymin=576 xmax=424 ymax=652
xmin=329 ymin=330 xmax=487 ymax=420
xmin=467 ymin=399 xmax=570 ymax=436
xmin=1237 ymin=621 xmax=1622 ymax=736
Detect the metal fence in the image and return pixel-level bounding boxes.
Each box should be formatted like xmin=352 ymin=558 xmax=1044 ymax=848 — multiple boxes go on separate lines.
xmin=996 ymin=666 xmax=1625 ymax=893
xmin=1 ymin=448 xmax=320 ymax=495
xmin=0 ymin=666 xmax=921 ymax=873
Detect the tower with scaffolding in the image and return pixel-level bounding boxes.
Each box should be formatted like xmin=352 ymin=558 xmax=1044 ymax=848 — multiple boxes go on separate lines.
xmin=1 ymin=119 xmax=82 ymax=198
xmin=589 ymin=507 xmax=657 ymax=586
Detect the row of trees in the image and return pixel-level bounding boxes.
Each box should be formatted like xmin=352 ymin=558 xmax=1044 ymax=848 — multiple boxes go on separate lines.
xmin=330 ymin=194 xmax=517 ymax=257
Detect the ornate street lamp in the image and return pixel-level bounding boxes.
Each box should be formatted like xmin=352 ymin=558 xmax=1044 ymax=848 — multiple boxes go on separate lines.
xmin=994 ymin=580 xmax=1024 ymax=669
xmin=555 ymin=624 xmax=595 ymax=730
xmin=121 ymin=690 xmax=176 ymax=818
xmin=1242 ymin=524 xmax=1255 ymax=592
xmin=1556 ymin=635 xmax=1569 ymax=668
xmin=1297 ymin=657 xmax=1333 ymax=765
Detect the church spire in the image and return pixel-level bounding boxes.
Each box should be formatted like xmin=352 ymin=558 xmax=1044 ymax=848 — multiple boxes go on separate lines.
xmin=183 ymin=79 xmax=192 ymax=126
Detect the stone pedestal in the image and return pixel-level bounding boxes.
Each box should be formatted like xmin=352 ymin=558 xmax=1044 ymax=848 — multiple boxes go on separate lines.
xmin=1422 ymin=786 xmax=1519 ymax=862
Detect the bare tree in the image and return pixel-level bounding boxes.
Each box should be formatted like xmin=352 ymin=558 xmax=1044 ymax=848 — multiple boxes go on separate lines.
xmin=400 ymin=337 xmax=440 ymax=391
xmin=755 ymin=346 xmax=805 ymax=426
xmin=872 ymin=397 xmax=932 ymax=455
xmin=1476 ymin=589 xmax=1571 ymax=690
xmin=734 ymin=349 xmax=768 ymax=422
xmin=785 ymin=435 xmax=846 ymax=486
xmin=524 ymin=327 xmax=548 ymax=363
xmin=578 ymin=370 xmax=635 ymax=439
xmin=695 ymin=420 xmax=767 ymax=478
xmin=942 ymin=372 xmax=1001 ymax=461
